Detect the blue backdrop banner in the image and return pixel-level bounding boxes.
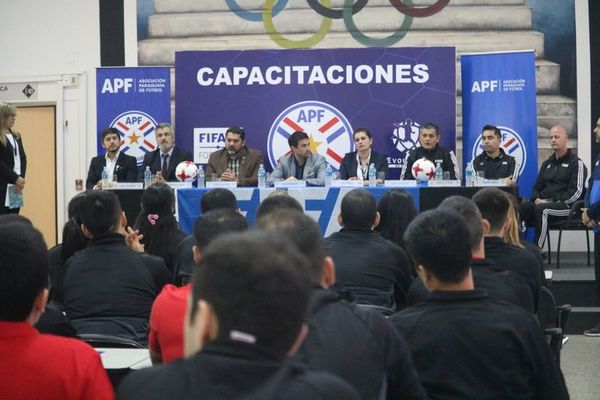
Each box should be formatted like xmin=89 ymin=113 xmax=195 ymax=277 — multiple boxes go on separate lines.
xmin=96 ymin=67 xmax=171 ymax=164
xmin=175 ymin=47 xmax=456 ymax=179
xmin=461 ymin=51 xmax=538 ymax=197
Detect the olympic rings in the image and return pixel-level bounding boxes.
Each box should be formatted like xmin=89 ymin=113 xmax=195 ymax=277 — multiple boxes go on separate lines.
xmin=226 ymin=0 xmax=289 ymax=22
xmin=344 ymin=0 xmax=413 ymax=47
xmin=388 ymin=0 xmax=450 ymax=18
xmin=306 ymin=0 xmax=369 ymax=19
xmin=263 ymin=0 xmax=332 ymax=48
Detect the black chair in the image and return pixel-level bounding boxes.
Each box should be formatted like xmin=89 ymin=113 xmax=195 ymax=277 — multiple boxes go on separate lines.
xmin=78 ymin=333 xmax=146 ymax=349
xmin=537 ymin=286 xmax=571 ymax=365
xmin=545 ymin=200 xmax=591 ymax=269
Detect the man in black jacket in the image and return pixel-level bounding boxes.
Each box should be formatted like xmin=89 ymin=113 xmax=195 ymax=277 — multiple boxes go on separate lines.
xmin=258 ymin=210 xmax=426 ymax=400
xmin=139 ymin=123 xmax=193 ymax=182
xmin=400 ymin=122 xmax=460 ymax=180
xmin=519 ymin=125 xmax=587 ymax=248
xmin=391 ymin=209 xmax=569 ymax=400
xmin=86 ymin=127 xmax=138 ymax=190
xmin=471 ymin=124 xmax=517 ymax=184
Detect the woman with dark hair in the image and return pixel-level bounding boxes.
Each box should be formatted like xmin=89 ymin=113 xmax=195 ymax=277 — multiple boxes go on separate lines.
xmin=338 ymin=128 xmax=388 ymax=181
xmin=375 ymin=189 xmax=417 ymax=248
xmin=135 ymin=183 xmax=186 ymax=276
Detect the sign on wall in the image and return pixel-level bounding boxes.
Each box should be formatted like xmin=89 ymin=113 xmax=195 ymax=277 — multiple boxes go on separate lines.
xmin=175 ymin=47 xmax=456 ymax=179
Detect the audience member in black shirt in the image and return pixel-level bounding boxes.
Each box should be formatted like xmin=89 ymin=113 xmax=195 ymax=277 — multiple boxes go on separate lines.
xmin=374 ymin=189 xmax=418 ymax=249
xmin=391 ymin=209 xmax=569 ymax=400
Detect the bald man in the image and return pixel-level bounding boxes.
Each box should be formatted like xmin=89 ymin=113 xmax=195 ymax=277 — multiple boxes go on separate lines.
xmin=519 ymin=125 xmax=587 ymax=248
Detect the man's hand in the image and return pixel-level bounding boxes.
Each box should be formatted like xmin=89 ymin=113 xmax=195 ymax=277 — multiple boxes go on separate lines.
xmin=534 ymin=198 xmax=550 ymax=205
xmin=13 ymin=177 xmax=25 ymax=193
xmin=220 ymin=170 xmax=237 ymax=182
xmin=286 ymin=176 xmax=298 ymax=181
xmin=125 ymin=227 xmax=145 ymax=252
xmin=582 ymin=209 xmax=598 ymax=228
xmin=504 ymin=178 xmax=517 ymax=187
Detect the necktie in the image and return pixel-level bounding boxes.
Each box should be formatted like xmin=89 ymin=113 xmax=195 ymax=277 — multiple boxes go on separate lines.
xmin=161 ymin=154 xmax=169 ymax=178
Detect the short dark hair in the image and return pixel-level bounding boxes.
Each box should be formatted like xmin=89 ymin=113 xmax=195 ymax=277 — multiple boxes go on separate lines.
xmin=375 ymin=189 xmax=417 ymax=247
xmin=0 ymin=220 xmax=49 ymax=321
xmin=404 ymin=209 xmax=471 ymax=284
xmin=482 ymin=124 xmax=501 ymax=140
xmin=255 ymin=192 xmax=303 ymax=220
xmin=353 ymin=127 xmax=372 ymax=139
xmin=200 ymin=189 xmax=237 ymax=213
xmin=288 ymin=131 xmax=309 ymax=148
xmin=257 ymin=210 xmax=324 ymax=283
xmin=101 ymin=127 xmax=119 ymax=141
xmin=191 ymin=232 xmax=311 ymax=359
xmin=193 ymin=208 xmax=248 ymax=250
xmin=437 ymin=196 xmax=483 ymax=252
xmin=472 ymin=188 xmax=510 ymax=233
xmin=421 ymin=122 xmax=440 ymax=136
xmin=340 ymin=189 xmax=377 ymax=229
xmin=79 ymin=190 xmax=122 ymax=238
xmin=226 ymin=126 xmax=245 ymax=141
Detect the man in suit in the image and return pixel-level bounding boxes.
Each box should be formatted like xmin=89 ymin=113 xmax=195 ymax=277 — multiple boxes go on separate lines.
xmin=86 ymin=127 xmax=138 ymax=190
xmin=206 ymin=126 xmax=263 ymax=186
xmin=270 ymin=131 xmax=327 ymax=186
xmin=140 ymin=123 xmax=193 ymax=182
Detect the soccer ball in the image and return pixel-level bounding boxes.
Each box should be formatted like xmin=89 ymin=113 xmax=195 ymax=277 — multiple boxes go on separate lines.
xmin=175 ymin=161 xmax=199 ymax=182
xmin=411 ymin=158 xmax=435 ymax=181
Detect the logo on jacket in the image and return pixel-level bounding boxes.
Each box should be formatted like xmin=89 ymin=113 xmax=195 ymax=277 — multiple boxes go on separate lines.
xmin=267 ymin=101 xmax=353 ymax=170
xmin=110 ymin=110 xmax=158 ymax=165
xmin=471 ymin=126 xmax=526 ymax=177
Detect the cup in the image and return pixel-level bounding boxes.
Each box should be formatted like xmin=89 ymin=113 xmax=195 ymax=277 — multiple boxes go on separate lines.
xmin=443 ymin=171 xmax=450 ymax=180
xmin=377 ymin=171 xmax=386 ymax=186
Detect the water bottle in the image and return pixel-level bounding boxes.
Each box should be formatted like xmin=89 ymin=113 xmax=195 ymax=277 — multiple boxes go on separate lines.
xmin=465 ymin=162 xmax=474 ymax=187
xmin=435 ymin=161 xmax=443 ymax=180
xmin=143 ymin=166 xmax=152 ymax=189
xmin=101 ymin=166 xmax=109 ymax=190
xmin=368 ymin=163 xmax=377 ymax=187
xmin=324 ymin=164 xmax=333 ymax=187
xmin=257 ymin=164 xmax=266 ymax=188
xmin=197 ymin=165 xmax=205 ymax=188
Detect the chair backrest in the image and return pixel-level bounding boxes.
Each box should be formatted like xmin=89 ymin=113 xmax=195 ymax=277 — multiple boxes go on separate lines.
xmin=78 ymin=333 xmax=146 ymax=349
xmin=538 ymin=286 xmax=559 ymax=330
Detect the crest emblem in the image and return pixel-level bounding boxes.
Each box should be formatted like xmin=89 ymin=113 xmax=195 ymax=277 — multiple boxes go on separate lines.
xmin=110 ymin=110 xmax=158 ymax=165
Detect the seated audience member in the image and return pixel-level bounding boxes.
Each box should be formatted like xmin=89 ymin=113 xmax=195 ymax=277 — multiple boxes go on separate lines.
xmin=391 ymin=209 xmax=569 ymax=399
xmin=0 ymin=219 xmax=113 ymax=399
xmin=339 ymin=128 xmax=388 ymax=181
xmin=86 ymin=127 xmax=137 ymax=190
xmin=255 ymin=190 xmax=304 ymax=220
xmin=473 ymin=188 xmax=542 ymax=311
xmin=134 ymin=183 xmax=186 ymax=276
xmin=117 ymin=232 xmax=359 ymax=400
xmin=258 ymin=210 xmax=427 ymax=400
xmin=400 ymin=122 xmax=459 ymax=180
xmin=324 ymin=189 xmax=413 ymax=310
xmin=139 ymin=123 xmax=193 ymax=182
xmin=270 ymin=131 xmax=327 ymax=186
xmin=374 ymin=189 xmax=418 ymax=248
xmin=205 ymin=126 xmax=263 ymax=186
xmin=519 ymin=125 xmax=586 ymax=248
xmin=58 ymin=191 xmax=170 ymax=344
xmin=471 ymin=124 xmax=517 ymax=184
xmin=408 ymin=196 xmax=533 ymax=312
xmin=149 ymin=209 xmax=248 ymax=364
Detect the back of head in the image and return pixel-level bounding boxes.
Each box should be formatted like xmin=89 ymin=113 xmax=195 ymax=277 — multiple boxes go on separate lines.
xmin=438 ymin=196 xmax=483 ymax=252
xmin=404 ymin=209 xmax=472 ymax=284
xmin=193 ymin=208 xmax=248 ymax=251
xmin=340 ymin=189 xmax=377 ymax=229
xmin=472 ymin=188 xmax=510 ymax=233
xmin=257 ymin=209 xmax=324 ymax=283
xmin=62 ymin=192 xmax=89 ymax=263
xmin=139 ymin=183 xmax=175 ymax=216
xmin=255 ymin=191 xmax=303 ymax=220
xmin=79 ymin=191 xmax=122 ymax=238
xmin=375 ymin=189 xmax=417 ymax=246
xmin=0 ymin=220 xmax=49 ymax=321
xmin=191 ymin=231 xmax=311 ymax=359
xmin=200 ymin=188 xmax=237 ymax=213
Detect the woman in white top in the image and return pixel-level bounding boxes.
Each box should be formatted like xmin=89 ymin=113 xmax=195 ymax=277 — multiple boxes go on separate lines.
xmin=0 ymin=103 xmax=27 ymax=214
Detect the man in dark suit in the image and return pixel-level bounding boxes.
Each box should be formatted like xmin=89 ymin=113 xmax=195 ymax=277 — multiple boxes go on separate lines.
xmin=86 ymin=127 xmax=138 ymax=190
xmin=140 ymin=123 xmax=193 ymax=182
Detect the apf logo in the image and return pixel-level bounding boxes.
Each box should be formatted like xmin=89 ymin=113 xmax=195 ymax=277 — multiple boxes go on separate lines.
xmin=392 ymin=119 xmax=421 ymax=153
xmin=471 ymin=126 xmax=527 ymax=177
xmin=109 ymin=110 xmax=158 ymax=165
xmin=101 ymin=78 xmax=134 ymax=93
xmin=267 ymin=101 xmax=353 ymax=170
xmin=471 ymin=80 xmax=499 ymax=93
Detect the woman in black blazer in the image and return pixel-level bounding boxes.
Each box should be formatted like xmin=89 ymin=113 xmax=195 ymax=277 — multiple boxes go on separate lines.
xmin=339 ymin=128 xmax=388 ymax=180
xmin=0 ymin=103 xmax=27 ymax=214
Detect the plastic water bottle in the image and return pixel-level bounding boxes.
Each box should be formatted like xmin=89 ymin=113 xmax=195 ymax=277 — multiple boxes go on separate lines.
xmin=101 ymin=166 xmax=109 ymax=190
xmin=143 ymin=166 xmax=152 ymax=189
xmin=368 ymin=163 xmax=377 ymax=187
xmin=435 ymin=161 xmax=443 ymax=180
xmin=257 ymin=164 xmax=266 ymax=188
xmin=465 ymin=162 xmax=474 ymax=187
xmin=197 ymin=165 xmax=205 ymax=188
xmin=324 ymin=164 xmax=333 ymax=187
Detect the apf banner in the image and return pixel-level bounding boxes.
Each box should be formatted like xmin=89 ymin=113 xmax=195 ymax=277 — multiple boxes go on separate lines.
xmin=461 ymin=51 xmax=537 ymax=197
xmin=96 ymin=67 xmax=171 ymax=164
xmin=175 ymin=47 xmax=456 ymax=179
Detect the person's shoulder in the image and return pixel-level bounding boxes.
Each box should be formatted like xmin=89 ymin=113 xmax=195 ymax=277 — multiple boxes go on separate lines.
xmin=174 ymin=146 xmax=193 ymax=159
xmin=117 ymin=361 xmax=184 ymax=399
xmin=36 ymin=332 xmax=102 ymax=359
xmin=120 ymin=152 xmax=137 ymax=162
xmin=283 ymin=370 xmax=360 ymax=400
xmin=246 ymin=147 xmax=263 ymax=157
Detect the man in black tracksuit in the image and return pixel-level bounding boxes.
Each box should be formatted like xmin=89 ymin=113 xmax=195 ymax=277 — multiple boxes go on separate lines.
xmin=519 ymin=125 xmax=586 ymax=248
xmin=400 ymin=122 xmax=460 ymax=180
xmin=471 ymin=124 xmax=517 ymax=184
